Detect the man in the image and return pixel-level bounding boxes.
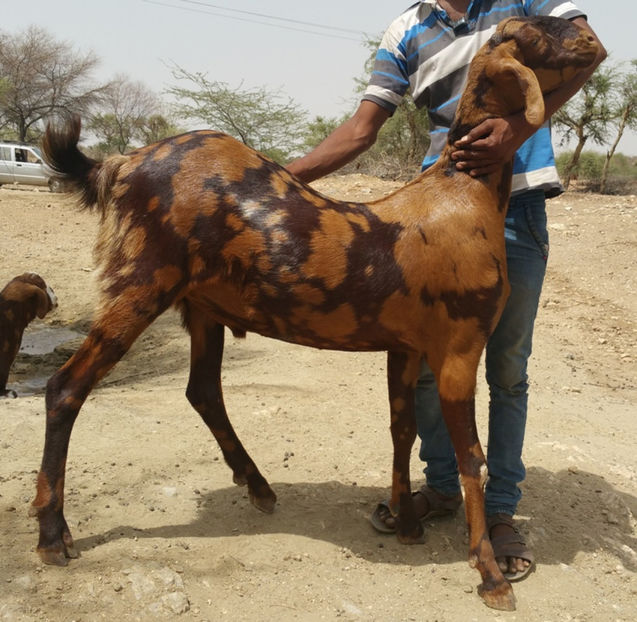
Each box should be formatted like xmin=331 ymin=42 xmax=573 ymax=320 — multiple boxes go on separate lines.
xmin=287 ymin=1 xmax=605 ymax=581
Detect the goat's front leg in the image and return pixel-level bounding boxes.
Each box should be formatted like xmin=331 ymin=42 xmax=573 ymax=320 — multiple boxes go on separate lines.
xmin=386 ymin=351 xmax=422 ymax=543
xmin=436 ymin=357 xmax=515 ymax=611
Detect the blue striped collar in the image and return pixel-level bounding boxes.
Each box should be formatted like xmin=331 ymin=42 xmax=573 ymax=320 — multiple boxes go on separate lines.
xmin=421 ymin=1 xmax=483 ymax=34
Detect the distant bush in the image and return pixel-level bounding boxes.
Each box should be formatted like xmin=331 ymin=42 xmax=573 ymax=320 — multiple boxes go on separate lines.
xmin=556 ymin=150 xmax=637 ymax=194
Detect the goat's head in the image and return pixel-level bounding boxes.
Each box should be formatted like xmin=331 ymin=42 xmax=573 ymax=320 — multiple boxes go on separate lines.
xmin=10 ymin=273 xmax=58 ymax=318
xmin=450 ymin=16 xmax=600 ymax=142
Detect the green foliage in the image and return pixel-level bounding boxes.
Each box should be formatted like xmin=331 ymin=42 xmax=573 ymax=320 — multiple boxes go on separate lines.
xmin=87 ymin=112 xmax=181 ymax=156
xmin=371 ymin=99 xmax=430 ymax=172
xmin=554 ymin=65 xmax=615 ymax=146
xmin=553 ymin=63 xmax=617 ymax=189
xmin=553 ymin=59 xmax=637 ymax=192
xmin=616 ymin=59 xmax=637 ymax=133
xmin=608 ymin=152 xmax=637 ymax=177
xmin=556 ymin=149 xmax=637 ymax=193
xmin=600 ymin=59 xmax=637 ymax=191
xmin=167 ymin=66 xmax=307 ymax=163
xmin=86 ymin=76 xmax=161 ymax=154
xmin=347 ymin=35 xmax=430 ymax=178
xmin=138 ymin=114 xmax=182 ymax=145
xmin=555 ymin=150 xmax=603 ymax=179
xmin=86 ymin=113 xmax=126 ymax=156
xmin=303 ymin=115 xmax=342 ymax=151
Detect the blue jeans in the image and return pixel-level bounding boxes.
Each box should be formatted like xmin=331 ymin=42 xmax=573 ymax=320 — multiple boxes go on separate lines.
xmin=415 ymin=189 xmax=549 ymax=516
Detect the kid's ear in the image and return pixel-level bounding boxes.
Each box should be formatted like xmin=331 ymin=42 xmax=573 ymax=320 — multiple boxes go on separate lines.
xmin=30 ymin=286 xmax=51 ymax=318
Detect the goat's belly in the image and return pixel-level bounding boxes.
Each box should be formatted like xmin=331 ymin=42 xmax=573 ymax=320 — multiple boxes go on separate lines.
xmin=188 ymin=289 xmax=422 ymax=353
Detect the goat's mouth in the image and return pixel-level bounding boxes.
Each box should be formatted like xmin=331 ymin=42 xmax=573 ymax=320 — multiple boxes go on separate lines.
xmin=562 ymin=47 xmax=599 ymax=71
xmin=565 ymin=32 xmax=600 ymax=67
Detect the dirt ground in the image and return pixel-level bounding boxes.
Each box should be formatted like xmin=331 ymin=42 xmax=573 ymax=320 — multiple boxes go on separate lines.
xmin=0 ymin=176 xmax=635 ymax=622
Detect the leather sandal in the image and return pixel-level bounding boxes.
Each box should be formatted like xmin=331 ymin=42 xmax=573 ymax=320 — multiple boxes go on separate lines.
xmin=370 ymin=485 xmax=462 ymax=534
xmin=487 ymin=513 xmax=535 ymax=582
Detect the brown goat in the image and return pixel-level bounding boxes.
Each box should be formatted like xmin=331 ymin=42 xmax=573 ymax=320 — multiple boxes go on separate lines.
xmin=0 ymin=273 xmax=57 ymax=397
xmin=33 ymin=16 xmax=598 ymax=611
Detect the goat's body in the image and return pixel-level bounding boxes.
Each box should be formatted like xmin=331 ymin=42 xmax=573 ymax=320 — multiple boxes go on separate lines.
xmin=95 ymin=132 xmax=507 ymax=355
xmin=32 ymin=15 xmax=599 ymax=613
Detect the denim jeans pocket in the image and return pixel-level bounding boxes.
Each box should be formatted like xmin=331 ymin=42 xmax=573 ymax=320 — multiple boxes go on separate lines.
xmin=524 ymin=202 xmax=549 ymax=261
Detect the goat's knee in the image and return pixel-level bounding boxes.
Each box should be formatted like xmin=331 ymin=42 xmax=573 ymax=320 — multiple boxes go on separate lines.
xmin=185 ymin=378 xmax=222 ymax=412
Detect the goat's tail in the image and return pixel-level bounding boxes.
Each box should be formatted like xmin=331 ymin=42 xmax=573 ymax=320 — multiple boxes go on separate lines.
xmin=42 ymin=115 xmax=125 ymax=213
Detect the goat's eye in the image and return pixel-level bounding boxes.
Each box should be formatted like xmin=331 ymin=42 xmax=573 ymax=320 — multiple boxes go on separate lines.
xmin=533 ymin=36 xmax=541 ymax=46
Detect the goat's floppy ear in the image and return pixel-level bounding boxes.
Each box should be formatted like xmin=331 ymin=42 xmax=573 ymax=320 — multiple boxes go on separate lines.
xmin=485 ymin=54 xmax=545 ymax=128
xmin=28 ymin=285 xmax=51 ymax=318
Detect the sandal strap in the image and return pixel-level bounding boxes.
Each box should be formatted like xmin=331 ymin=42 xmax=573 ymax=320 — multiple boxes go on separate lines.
xmin=417 ymin=485 xmax=463 ymax=514
xmin=487 ymin=512 xmax=516 ymax=530
xmin=487 ymin=513 xmax=534 ymax=566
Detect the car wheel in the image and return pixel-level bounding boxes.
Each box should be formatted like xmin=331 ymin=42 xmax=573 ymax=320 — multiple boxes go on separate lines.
xmin=48 ymin=178 xmax=64 ymax=193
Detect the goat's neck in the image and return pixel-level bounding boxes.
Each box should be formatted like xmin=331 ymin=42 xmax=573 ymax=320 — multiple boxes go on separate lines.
xmin=439 ymin=133 xmax=513 ymax=184
xmin=428 ymin=127 xmax=514 ymax=216
xmin=438 ymin=75 xmax=519 ymax=207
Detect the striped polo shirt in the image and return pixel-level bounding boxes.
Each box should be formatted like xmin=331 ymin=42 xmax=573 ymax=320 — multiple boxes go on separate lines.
xmin=363 ymin=1 xmax=585 ymax=196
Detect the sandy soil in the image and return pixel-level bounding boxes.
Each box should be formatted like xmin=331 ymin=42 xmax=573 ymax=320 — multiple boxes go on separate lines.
xmin=0 ymin=177 xmax=635 ymax=621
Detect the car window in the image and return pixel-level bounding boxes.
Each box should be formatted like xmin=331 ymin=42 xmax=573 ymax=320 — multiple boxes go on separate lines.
xmin=0 ymin=146 xmax=11 ymax=161
xmin=24 ymin=149 xmax=41 ymax=164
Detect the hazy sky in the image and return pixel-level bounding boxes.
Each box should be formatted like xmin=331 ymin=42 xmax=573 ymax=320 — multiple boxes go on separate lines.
xmin=3 ymin=1 xmax=636 ymax=153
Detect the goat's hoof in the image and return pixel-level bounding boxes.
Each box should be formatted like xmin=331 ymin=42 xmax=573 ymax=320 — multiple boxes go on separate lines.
xmin=396 ymin=522 xmax=425 ymax=545
xmin=478 ymin=581 xmax=516 ymax=611
xmin=36 ymin=529 xmax=79 ymax=565
xmin=37 ymin=547 xmax=71 ymax=566
xmin=249 ymin=486 xmax=277 ymax=514
xmin=64 ymin=541 xmax=80 ymax=559
xmin=233 ymin=473 xmax=248 ymax=487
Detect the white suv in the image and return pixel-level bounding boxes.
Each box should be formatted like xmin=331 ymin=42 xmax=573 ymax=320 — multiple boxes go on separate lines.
xmin=0 ymin=142 xmax=64 ymax=192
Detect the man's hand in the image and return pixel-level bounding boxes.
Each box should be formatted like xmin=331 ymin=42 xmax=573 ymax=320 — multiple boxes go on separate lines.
xmin=451 ymin=115 xmax=532 ymax=176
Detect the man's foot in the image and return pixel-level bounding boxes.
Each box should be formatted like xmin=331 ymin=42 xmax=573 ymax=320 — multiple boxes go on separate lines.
xmin=370 ymin=485 xmax=462 ymax=534
xmin=487 ymin=513 xmax=535 ymax=582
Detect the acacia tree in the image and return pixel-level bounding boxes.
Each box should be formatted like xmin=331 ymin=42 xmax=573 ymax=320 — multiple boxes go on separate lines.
xmin=87 ymin=75 xmax=160 ymax=154
xmin=303 ymin=115 xmax=341 ymax=151
xmin=0 ymin=26 xmax=104 ymax=141
xmin=138 ymin=113 xmax=182 ymax=145
xmin=166 ymin=66 xmax=307 ymax=163
xmin=600 ymin=60 xmax=637 ymax=193
xmin=553 ymin=63 xmax=616 ymax=189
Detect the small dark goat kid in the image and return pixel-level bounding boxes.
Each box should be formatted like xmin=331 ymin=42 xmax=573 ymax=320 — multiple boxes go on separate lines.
xmin=0 ymin=273 xmax=57 ymax=398
xmin=33 ymin=16 xmax=598 ymax=611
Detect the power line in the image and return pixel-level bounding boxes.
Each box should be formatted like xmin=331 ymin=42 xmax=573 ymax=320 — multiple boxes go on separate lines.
xmin=179 ymin=0 xmax=364 ymax=35
xmin=141 ymin=0 xmax=365 ymax=42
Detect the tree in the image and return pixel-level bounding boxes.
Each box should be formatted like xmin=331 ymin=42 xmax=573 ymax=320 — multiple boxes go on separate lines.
xmin=166 ymin=66 xmax=307 ymax=163
xmin=87 ymin=75 xmax=159 ymax=154
xmin=303 ymin=115 xmax=342 ymax=151
xmin=553 ymin=64 xmax=616 ymax=190
xmin=0 ymin=26 xmax=104 ymax=141
xmin=600 ymin=60 xmax=637 ymax=193
xmin=138 ymin=114 xmax=182 ymax=146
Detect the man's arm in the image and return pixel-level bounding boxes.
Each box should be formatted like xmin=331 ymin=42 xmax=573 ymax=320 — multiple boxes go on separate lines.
xmin=286 ymin=100 xmax=390 ymax=184
xmin=451 ymin=17 xmax=607 ymax=177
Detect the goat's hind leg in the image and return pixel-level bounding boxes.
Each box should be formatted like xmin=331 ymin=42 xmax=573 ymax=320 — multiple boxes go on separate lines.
xmin=184 ymin=307 xmax=276 ymax=513
xmin=386 ymin=351 xmax=423 ymax=543
xmin=31 ymin=303 xmax=160 ymax=565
